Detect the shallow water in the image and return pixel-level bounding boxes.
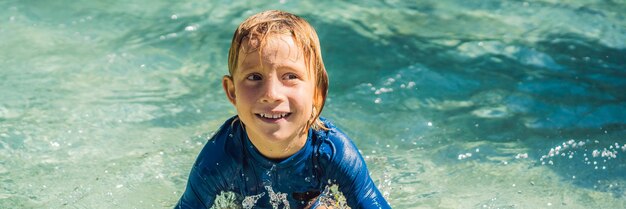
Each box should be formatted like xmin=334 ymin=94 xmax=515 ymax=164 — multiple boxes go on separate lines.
xmin=1 ymin=0 xmax=625 ymax=208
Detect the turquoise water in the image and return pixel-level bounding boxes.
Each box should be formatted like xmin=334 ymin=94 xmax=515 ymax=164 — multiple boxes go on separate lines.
xmin=1 ymin=0 xmax=626 ymax=208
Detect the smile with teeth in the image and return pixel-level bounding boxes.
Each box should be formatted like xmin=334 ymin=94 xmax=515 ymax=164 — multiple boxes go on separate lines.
xmin=257 ymin=113 xmax=290 ymax=119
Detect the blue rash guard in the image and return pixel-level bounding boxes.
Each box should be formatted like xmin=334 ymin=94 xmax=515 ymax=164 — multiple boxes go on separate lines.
xmin=176 ymin=116 xmax=391 ymax=209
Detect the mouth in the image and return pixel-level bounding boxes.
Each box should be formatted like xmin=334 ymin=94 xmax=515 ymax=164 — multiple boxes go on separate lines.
xmin=255 ymin=112 xmax=291 ymax=122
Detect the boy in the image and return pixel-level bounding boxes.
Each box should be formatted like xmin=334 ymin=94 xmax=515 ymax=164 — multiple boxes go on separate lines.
xmin=176 ymin=10 xmax=390 ymax=209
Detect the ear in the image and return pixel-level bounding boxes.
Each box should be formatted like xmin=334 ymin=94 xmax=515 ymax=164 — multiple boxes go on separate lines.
xmin=222 ymin=75 xmax=236 ymax=105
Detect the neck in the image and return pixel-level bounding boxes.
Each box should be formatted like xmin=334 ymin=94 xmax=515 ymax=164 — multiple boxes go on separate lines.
xmin=245 ymin=128 xmax=308 ymax=161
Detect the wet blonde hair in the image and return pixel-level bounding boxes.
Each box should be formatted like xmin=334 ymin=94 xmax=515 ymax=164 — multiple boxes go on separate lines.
xmin=228 ymin=10 xmax=328 ymax=131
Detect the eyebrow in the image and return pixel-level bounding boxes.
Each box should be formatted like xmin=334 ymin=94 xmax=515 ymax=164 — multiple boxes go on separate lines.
xmin=239 ymin=57 xmax=305 ymax=72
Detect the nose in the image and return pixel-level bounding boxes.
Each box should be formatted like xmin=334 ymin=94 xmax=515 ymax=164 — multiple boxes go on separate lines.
xmin=260 ymin=76 xmax=285 ymax=103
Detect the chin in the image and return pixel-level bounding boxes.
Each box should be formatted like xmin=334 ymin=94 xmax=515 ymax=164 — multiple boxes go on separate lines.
xmin=261 ymin=129 xmax=297 ymax=142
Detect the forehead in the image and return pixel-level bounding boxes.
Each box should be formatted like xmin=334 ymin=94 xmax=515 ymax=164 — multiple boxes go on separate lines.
xmin=237 ymin=35 xmax=307 ymax=71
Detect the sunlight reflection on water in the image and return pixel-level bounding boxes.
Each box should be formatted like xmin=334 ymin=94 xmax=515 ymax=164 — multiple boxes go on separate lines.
xmin=1 ymin=0 xmax=625 ymax=208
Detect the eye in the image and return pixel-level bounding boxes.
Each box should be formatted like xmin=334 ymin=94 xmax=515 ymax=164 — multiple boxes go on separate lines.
xmin=246 ymin=73 xmax=262 ymax=81
xmin=283 ymin=73 xmax=299 ymax=80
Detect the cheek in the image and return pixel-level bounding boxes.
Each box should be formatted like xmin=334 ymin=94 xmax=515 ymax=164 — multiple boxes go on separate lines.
xmin=295 ymin=85 xmax=315 ymax=109
xmin=235 ymin=85 xmax=258 ymax=105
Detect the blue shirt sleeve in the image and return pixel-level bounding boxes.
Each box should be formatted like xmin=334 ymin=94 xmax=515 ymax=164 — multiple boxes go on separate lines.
xmin=176 ymin=165 xmax=216 ymax=208
xmin=175 ymin=118 xmax=239 ymax=209
xmin=318 ymin=126 xmax=391 ymax=209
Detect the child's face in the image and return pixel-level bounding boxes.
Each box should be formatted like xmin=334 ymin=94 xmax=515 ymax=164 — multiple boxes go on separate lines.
xmin=223 ymin=35 xmax=315 ymax=146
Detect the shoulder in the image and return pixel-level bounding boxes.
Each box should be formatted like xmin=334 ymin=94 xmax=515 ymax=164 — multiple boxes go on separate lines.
xmin=314 ymin=118 xmax=364 ymax=170
xmin=313 ymin=118 xmax=391 ymax=208
xmin=193 ymin=116 xmax=244 ymax=173
xmin=178 ymin=116 xmax=247 ymax=208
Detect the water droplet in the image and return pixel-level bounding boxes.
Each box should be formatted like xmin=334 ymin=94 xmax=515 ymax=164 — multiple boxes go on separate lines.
xmin=185 ymin=25 xmax=198 ymax=31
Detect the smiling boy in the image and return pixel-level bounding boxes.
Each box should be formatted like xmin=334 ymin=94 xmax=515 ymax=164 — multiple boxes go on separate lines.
xmin=226 ymin=33 xmax=315 ymax=161
xmin=176 ymin=10 xmax=391 ymax=208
